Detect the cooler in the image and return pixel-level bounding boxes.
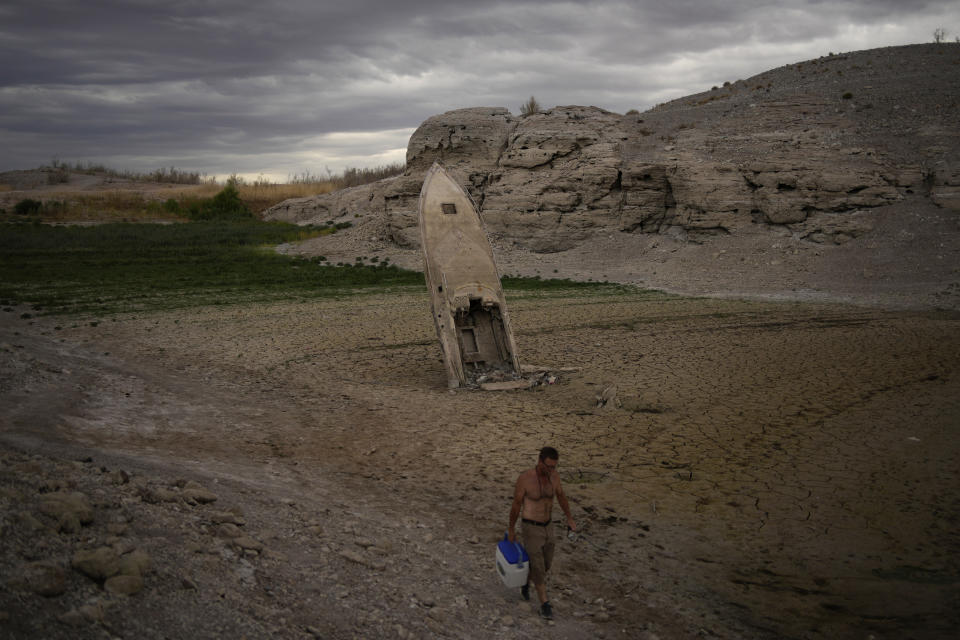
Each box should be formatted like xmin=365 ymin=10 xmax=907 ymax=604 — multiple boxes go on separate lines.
xmin=495 ymin=533 xmax=529 ymax=588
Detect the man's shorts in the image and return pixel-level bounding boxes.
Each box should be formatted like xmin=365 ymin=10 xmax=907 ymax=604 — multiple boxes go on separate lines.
xmin=521 ymin=521 xmax=555 ymax=586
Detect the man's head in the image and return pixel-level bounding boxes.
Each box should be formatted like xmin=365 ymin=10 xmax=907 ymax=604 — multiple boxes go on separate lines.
xmin=537 ymin=447 xmax=560 ymax=476
xmin=539 ymin=446 xmax=559 ymax=462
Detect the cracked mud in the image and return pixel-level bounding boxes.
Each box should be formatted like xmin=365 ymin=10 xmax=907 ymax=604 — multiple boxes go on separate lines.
xmin=2 ymin=290 xmax=958 ymax=639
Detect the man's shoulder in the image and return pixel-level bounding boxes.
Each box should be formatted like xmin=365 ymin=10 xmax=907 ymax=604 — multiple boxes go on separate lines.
xmin=516 ymin=468 xmax=536 ymax=482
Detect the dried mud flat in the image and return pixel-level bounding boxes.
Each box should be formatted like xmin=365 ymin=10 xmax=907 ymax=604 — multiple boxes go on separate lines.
xmin=2 ymin=286 xmax=959 ymax=640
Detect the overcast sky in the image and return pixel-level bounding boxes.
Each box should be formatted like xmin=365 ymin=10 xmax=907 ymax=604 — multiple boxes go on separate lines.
xmin=2 ymin=1 xmax=957 ymax=181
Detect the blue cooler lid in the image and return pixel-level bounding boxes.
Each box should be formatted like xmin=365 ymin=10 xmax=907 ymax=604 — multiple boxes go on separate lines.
xmin=498 ymin=534 xmax=529 ymax=564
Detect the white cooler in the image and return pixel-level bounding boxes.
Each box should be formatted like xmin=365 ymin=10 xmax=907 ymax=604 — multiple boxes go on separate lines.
xmin=495 ymin=534 xmax=529 ymax=588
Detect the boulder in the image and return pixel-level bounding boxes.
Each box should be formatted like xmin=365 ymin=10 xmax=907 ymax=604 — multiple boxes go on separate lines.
xmin=233 ymin=536 xmax=264 ymax=552
xmin=209 ymin=509 xmax=245 ymax=525
xmin=71 ymin=546 xmax=121 ymax=581
xmin=38 ymin=491 xmax=94 ymax=532
xmin=104 ymin=574 xmax=144 ymax=596
xmin=118 ymin=549 xmax=152 ymax=577
xmin=181 ymin=480 xmax=218 ymax=504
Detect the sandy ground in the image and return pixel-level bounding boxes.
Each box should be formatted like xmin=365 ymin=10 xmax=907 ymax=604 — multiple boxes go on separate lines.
xmin=2 ymin=285 xmax=959 ymax=639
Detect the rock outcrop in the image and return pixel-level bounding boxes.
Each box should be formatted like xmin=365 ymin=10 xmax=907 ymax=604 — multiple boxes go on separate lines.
xmin=264 ymin=44 xmax=958 ymax=253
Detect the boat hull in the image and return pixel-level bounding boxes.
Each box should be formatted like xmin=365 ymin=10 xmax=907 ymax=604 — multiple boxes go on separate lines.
xmin=418 ymin=163 xmax=521 ymax=388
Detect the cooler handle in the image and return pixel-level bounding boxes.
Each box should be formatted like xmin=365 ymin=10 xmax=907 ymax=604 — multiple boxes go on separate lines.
xmin=503 ymin=532 xmax=526 ymax=568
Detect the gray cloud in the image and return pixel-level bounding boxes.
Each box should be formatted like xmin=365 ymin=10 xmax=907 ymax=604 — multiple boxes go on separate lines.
xmin=2 ymin=0 xmax=958 ymax=179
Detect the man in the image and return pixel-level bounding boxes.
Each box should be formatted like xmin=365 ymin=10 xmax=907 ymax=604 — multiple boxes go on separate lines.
xmin=508 ymin=446 xmax=576 ymax=620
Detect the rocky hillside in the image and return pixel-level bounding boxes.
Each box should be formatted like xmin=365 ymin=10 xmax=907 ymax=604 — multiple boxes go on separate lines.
xmin=265 ymin=44 xmax=958 ymax=252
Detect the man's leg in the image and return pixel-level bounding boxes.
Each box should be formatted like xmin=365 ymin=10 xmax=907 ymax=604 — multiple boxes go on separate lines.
xmin=538 ymin=528 xmax=555 ymax=605
xmin=522 ymin=524 xmax=548 ymax=603
xmin=534 ymin=581 xmax=547 ymax=604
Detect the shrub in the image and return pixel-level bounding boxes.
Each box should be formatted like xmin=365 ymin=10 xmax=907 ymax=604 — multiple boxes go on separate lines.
xmin=185 ymin=180 xmax=253 ymax=221
xmin=520 ymin=95 xmax=541 ymax=117
xmin=14 ymin=199 xmax=43 ymax=216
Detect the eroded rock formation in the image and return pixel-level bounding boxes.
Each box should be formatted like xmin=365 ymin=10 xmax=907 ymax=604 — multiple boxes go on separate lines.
xmin=264 ymin=44 xmax=959 ymax=253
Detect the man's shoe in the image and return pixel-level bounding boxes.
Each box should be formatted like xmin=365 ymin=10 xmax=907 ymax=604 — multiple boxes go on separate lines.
xmin=539 ymin=601 xmax=554 ymax=620
xmin=520 ymin=584 xmax=530 ymax=601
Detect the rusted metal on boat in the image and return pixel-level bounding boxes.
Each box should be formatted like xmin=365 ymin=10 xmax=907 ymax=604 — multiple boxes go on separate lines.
xmin=418 ymin=162 xmax=521 ymax=388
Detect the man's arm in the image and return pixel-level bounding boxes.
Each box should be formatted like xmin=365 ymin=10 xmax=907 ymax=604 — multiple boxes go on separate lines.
xmin=554 ymin=475 xmax=576 ymax=531
xmin=508 ymin=476 xmax=525 ymax=542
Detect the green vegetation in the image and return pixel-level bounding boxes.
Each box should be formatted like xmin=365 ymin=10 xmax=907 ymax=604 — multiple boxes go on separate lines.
xmin=13 ymin=199 xmax=43 ymax=216
xmin=6 ymin=193 xmax=187 ymax=222
xmin=0 ymin=221 xmax=422 ymax=316
xmin=0 ymin=219 xmax=638 ymax=317
xmin=179 ymin=179 xmax=252 ymax=221
xmin=0 ymin=176 xmax=636 ymax=317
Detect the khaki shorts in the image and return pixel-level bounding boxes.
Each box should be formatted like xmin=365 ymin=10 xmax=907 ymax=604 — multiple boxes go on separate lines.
xmin=521 ymin=522 xmax=555 ymax=586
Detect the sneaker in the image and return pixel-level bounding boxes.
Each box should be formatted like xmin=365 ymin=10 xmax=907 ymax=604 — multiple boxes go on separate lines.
xmin=539 ymin=601 xmax=553 ymax=620
xmin=520 ymin=584 xmax=530 ymax=601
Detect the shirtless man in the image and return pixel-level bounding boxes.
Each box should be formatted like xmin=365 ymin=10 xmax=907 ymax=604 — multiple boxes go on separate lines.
xmin=508 ymin=446 xmax=576 ymax=620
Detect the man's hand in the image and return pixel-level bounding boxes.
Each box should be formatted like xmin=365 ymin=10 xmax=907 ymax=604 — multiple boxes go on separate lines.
xmin=508 ymin=527 xmax=517 ymax=543
xmin=566 ymin=516 xmax=576 ymax=531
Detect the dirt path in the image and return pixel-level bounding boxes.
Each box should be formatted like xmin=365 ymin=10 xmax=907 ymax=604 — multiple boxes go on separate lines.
xmin=2 ymin=291 xmax=959 ymax=639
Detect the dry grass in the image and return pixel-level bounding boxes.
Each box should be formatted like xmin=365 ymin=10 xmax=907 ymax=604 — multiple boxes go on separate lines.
xmin=236 ymin=182 xmax=338 ymax=214
xmin=2 ymin=163 xmax=405 ymax=220
xmin=234 ymin=163 xmax=404 ymax=213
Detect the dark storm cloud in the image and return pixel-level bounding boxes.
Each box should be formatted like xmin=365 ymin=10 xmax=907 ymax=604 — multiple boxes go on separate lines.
xmin=1 ymin=0 xmax=958 ymax=178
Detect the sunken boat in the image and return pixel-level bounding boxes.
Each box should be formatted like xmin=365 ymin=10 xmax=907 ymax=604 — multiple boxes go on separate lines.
xmin=418 ymin=162 xmax=521 ymax=388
